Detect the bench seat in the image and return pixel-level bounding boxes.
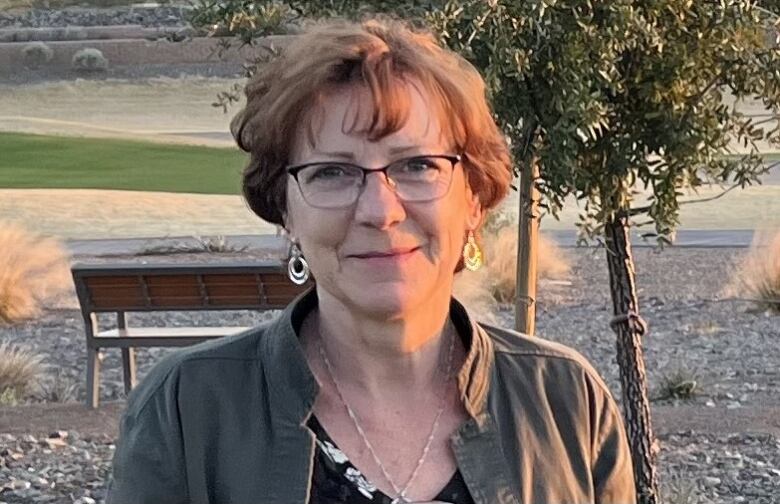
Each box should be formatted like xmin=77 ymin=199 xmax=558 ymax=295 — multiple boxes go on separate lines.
xmin=94 ymin=327 xmax=253 ymax=347
xmin=71 ymin=260 xmax=313 ymax=408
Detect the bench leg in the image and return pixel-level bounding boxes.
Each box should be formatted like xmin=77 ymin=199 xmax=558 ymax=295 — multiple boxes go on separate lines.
xmin=86 ymin=347 xmax=101 ymax=409
xmin=122 ymin=347 xmax=137 ymax=395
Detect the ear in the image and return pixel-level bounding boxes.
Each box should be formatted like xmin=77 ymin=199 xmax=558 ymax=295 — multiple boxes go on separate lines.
xmin=283 ymin=183 xmax=298 ymax=239
xmin=464 ymin=185 xmax=483 ymax=231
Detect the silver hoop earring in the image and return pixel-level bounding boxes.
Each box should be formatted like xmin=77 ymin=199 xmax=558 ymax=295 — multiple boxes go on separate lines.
xmin=287 ymin=242 xmax=310 ymax=285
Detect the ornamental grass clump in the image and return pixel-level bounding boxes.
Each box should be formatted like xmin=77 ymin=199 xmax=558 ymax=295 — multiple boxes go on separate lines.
xmin=0 ymin=342 xmax=44 ymax=405
xmin=731 ymin=230 xmax=780 ymax=313
xmin=0 ymin=221 xmax=72 ymax=324
xmin=452 ymin=219 xmax=570 ymax=311
xmin=482 ymin=223 xmax=571 ymax=304
xmin=654 ymin=367 xmax=700 ymax=401
xmin=136 ymin=235 xmax=249 ymax=256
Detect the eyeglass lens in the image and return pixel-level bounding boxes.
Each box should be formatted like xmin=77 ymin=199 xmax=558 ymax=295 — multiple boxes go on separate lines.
xmin=296 ymin=156 xmax=456 ymax=208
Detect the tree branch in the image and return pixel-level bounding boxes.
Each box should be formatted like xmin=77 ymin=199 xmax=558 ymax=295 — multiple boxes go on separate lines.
xmin=629 ymin=181 xmax=740 ymax=216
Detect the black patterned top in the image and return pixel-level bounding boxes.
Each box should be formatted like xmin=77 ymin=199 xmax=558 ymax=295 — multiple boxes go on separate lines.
xmin=307 ymin=415 xmax=475 ymax=504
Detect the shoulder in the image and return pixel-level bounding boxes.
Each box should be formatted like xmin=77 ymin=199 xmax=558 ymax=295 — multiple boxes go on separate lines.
xmin=479 ymin=322 xmax=614 ymax=399
xmin=123 ymin=321 xmax=272 ymax=418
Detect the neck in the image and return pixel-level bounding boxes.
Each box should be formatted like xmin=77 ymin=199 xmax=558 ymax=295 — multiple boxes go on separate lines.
xmin=305 ymin=286 xmax=456 ymax=399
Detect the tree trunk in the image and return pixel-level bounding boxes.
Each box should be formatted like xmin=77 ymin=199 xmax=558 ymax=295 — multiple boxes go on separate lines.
xmin=604 ymin=211 xmax=660 ymax=504
xmin=515 ymin=158 xmax=539 ymax=335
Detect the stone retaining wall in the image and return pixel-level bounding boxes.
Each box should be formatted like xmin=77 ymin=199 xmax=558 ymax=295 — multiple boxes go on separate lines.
xmin=0 ymin=35 xmax=289 ymax=78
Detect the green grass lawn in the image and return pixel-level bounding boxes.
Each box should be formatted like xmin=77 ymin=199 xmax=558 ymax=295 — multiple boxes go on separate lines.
xmin=0 ymin=132 xmax=246 ymax=194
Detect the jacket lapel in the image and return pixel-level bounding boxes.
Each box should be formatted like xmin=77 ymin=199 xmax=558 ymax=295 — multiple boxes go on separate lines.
xmin=258 ymin=288 xmax=320 ymax=503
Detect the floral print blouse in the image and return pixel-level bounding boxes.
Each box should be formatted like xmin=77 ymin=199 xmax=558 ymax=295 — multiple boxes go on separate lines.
xmin=307 ymin=416 xmax=475 ymax=504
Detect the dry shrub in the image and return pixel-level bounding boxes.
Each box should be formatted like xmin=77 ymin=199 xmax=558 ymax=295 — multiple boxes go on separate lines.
xmin=654 ymin=366 xmax=700 ymax=401
xmin=661 ymin=475 xmax=703 ymax=504
xmin=482 ymin=226 xmax=571 ymax=304
xmin=137 ymin=235 xmax=248 ymax=255
xmin=728 ymin=229 xmax=780 ymax=313
xmin=0 ymin=342 xmax=44 ymax=404
xmin=452 ymin=223 xmax=571 ymax=319
xmin=452 ymin=268 xmax=500 ymax=325
xmin=35 ymin=367 xmax=79 ymax=403
xmin=0 ymin=221 xmax=72 ymax=324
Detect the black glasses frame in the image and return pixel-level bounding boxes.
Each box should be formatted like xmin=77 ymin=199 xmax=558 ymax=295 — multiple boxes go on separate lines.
xmin=286 ymin=154 xmax=462 ymax=207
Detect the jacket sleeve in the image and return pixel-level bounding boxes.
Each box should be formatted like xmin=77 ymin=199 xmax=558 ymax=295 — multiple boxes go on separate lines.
xmin=589 ymin=380 xmax=637 ymax=504
xmin=106 ymin=364 xmax=188 ymax=504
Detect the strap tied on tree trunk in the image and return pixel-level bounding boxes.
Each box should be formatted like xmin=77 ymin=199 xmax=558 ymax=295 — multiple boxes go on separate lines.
xmin=516 ymin=294 xmax=536 ymax=307
xmin=609 ymin=311 xmax=648 ymax=337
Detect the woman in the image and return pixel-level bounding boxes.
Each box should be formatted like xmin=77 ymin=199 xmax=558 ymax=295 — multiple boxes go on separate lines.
xmin=107 ymin=18 xmax=636 ymax=504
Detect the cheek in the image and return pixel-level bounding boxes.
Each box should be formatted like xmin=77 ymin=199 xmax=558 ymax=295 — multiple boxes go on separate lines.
xmin=285 ymin=188 xmax=348 ymax=264
xmin=413 ymin=206 xmax=468 ymax=267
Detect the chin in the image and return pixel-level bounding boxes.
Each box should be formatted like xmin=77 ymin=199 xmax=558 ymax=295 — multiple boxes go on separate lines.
xmin=343 ymin=280 xmax=431 ymax=318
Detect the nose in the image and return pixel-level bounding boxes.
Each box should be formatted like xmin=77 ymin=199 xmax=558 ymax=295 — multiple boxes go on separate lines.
xmin=353 ymin=171 xmax=406 ymax=229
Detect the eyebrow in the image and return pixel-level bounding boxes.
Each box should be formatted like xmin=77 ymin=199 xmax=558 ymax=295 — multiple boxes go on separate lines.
xmin=310 ymin=145 xmax=426 ymax=160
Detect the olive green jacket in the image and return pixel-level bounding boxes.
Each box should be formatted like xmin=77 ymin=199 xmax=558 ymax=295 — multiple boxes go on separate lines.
xmin=107 ymin=287 xmax=636 ymax=504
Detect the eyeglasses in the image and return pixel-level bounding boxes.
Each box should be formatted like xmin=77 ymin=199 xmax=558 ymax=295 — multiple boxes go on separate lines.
xmin=286 ymin=154 xmax=461 ymax=209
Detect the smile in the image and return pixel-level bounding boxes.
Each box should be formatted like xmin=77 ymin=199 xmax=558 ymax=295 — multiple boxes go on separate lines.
xmin=349 ymin=247 xmax=420 ymax=260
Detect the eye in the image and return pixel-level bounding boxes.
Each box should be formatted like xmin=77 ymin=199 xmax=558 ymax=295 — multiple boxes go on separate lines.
xmin=306 ymin=164 xmax=350 ymax=181
xmin=403 ymin=157 xmax=441 ymax=173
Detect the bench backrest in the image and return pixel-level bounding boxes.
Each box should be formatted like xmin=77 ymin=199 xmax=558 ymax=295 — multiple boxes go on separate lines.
xmin=71 ymin=261 xmax=312 ymax=315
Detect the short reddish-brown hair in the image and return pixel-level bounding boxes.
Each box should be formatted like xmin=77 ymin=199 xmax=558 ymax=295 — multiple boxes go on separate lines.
xmin=232 ymin=18 xmax=513 ymax=227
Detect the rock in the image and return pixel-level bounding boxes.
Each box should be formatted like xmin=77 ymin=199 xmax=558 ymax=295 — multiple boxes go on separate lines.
xmin=41 ymin=437 xmax=68 ymax=449
xmin=703 ymin=476 xmax=722 ymax=486
xmin=10 ymin=479 xmax=31 ymax=490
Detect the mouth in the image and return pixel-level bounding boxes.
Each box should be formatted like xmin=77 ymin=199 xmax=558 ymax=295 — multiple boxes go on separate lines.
xmin=349 ymin=246 xmax=421 ymax=259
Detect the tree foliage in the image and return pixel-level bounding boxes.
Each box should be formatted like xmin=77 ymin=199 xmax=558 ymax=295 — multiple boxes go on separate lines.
xmin=190 ymin=0 xmax=780 ymax=243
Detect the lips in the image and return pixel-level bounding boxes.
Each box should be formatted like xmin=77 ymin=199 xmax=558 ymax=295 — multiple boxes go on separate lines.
xmin=350 ymin=246 xmax=420 ymax=259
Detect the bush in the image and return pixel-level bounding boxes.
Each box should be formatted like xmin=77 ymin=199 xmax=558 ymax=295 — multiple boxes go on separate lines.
xmin=729 ymin=229 xmax=780 ymax=313
xmin=21 ymin=41 xmax=53 ymax=69
xmin=35 ymin=367 xmax=79 ymax=403
xmin=137 ymin=235 xmax=249 ymax=255
xmin=654 ymin=366 xmax=700 ymax=401
xmin=71 ymin=47 xmax=108 ymax=72
xmin=452 ymin=216 xmax=571 ymax=314
xmin=0 ymin=342 xmax=44 ymax=405
xmin=0 ymin=221 xmax=72 ymax=324
xmin=452 ymin=268 xmax=499 ymax=325
xmin=481 ymin=224 xmax=571 ymax=304
xmin=662 ymin=475 xmax=703 ymax=504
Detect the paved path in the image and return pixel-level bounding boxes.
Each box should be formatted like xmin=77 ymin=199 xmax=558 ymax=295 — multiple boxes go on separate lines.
xmin=65 ymin=229 xmax=758 ymax=257
xmin=545 ymin=229 xmax=758 ymax=248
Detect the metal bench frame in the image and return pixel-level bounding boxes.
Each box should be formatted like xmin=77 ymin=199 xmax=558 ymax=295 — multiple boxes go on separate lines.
xmin=71 ymin=261 xmax=311 ymax=408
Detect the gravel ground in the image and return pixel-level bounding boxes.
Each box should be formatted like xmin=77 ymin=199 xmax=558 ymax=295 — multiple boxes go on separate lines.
xmin=0 ymin=5 xmax=190 ymax=29
xmin=1 ymin=246 xmax=779 ymax=503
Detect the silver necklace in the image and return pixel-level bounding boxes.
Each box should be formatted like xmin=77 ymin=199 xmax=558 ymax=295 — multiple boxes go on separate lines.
xmin=317 ymin=329 xmax=456 ymax=504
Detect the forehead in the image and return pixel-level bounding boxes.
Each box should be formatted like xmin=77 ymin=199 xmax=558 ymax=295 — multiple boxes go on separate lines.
xmin=294 ymin=79 xmax=451 ymax=161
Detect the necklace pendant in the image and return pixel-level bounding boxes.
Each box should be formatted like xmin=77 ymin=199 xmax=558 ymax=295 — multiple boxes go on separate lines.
xmin=391 ymin=498 xmax=410 ymax=504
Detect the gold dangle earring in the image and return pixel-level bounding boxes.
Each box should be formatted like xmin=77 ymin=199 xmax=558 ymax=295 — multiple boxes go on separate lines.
xmin=462 ymin=230 xmax=483 ymax=271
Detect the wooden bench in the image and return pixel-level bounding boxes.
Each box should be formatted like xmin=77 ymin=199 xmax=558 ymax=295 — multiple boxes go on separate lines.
xmin=71 ymin=261 xmax=312 ymax=408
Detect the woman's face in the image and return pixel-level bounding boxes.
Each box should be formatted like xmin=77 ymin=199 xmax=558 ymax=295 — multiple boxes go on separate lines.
xmin=285 ymin=81 xmax=482 ymax=318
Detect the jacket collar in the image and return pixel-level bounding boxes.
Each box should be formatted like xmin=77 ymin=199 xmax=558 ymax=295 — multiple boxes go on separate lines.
xmin=259 ymin=286 xmax=494 ymax=423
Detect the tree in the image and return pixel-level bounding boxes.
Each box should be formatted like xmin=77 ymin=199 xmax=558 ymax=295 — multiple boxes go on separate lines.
xmin=189 ymin=2 xmax=780 ymax=502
